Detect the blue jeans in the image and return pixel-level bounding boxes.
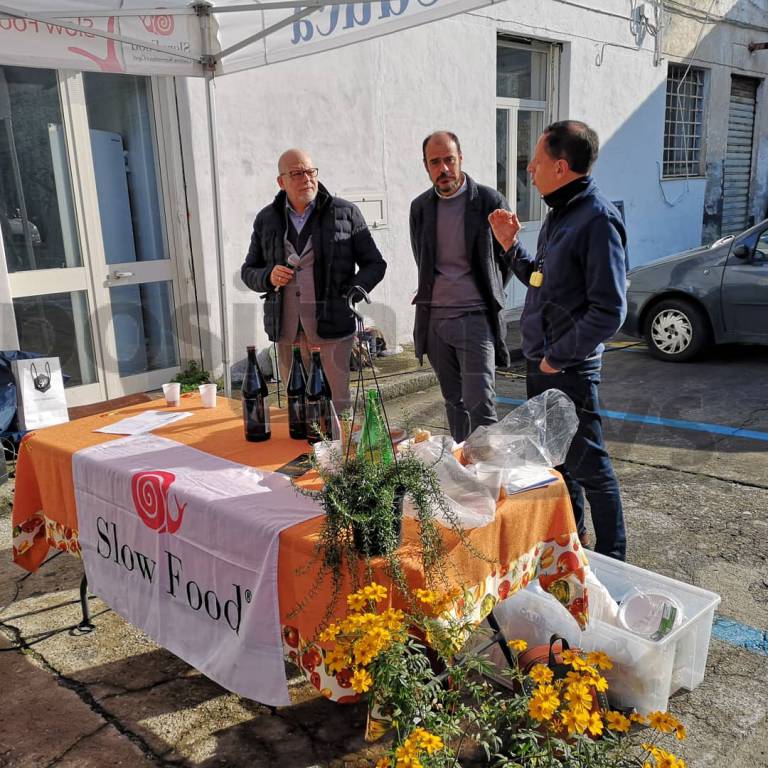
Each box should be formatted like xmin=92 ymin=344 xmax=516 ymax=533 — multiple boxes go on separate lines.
xmin=526 ymin=358 xmax=626 ymax=561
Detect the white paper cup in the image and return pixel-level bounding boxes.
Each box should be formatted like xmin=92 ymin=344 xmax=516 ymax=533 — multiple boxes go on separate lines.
xmin=199 ymin=383 xmax=217 ymax=408
xmin=162 ymin=382 xmax=181 ymax=406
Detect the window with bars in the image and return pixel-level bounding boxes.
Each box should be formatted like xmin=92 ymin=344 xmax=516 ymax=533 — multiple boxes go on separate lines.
xmin=663 ymin=64 xmax=706 ymax=178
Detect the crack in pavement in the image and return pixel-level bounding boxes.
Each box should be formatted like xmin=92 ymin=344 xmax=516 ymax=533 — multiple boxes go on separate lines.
xmin=613 ymin=456 xmax=768 ymax=490
xmin=43 ymin=722 xmax=108 ymax=768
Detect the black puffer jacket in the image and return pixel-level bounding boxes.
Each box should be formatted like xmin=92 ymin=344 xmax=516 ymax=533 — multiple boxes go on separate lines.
xmin=241 ymin=183 xmax=386 ymax=340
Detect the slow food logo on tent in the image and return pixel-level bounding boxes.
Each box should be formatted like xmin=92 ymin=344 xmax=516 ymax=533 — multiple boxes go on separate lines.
xmin=131 ymin=470 xmax=187 ymax=534
xmin=139 ymin=15 xmax=174 ymax=36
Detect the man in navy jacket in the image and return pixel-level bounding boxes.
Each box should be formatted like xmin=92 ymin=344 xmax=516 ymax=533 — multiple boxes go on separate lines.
xmin=489 ymin=120 xmax=628 ymax=560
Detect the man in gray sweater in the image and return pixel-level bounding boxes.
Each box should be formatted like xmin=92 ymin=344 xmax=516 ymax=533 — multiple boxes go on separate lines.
xmin=410 ymin=131 xmax=514 ymax=443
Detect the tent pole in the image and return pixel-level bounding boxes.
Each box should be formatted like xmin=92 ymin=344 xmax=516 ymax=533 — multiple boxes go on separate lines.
xmin=204 ymin=72 xmax=232 ymax=398
xmin=196 ymin=1 xmax=232 ymax=398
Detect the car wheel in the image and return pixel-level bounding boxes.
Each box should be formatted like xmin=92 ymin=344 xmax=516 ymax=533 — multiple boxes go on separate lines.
xmin=643 ymin=298 xmax=710 ymax=361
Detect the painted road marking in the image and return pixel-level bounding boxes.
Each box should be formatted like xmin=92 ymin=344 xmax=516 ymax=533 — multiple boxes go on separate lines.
xmin=495 ymin=396 xmax=768 ymax=443
xmin=712 ymin=617 xmax=768 ymax=656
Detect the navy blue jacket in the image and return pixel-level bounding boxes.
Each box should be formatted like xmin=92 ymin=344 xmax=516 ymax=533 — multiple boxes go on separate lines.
xmin=510 ymin=178 xmax=627 ymax=369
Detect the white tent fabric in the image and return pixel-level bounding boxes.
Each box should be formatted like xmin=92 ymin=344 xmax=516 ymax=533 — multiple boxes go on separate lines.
xmin=1 ymin=0 xmax=503 ymax=395
xmin=0 ymin=1 xmax=502 ymax=76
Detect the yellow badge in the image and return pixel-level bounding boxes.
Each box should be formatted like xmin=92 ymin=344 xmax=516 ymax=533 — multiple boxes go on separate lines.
xmin=530 ymin=270 xmax=544 ymax=288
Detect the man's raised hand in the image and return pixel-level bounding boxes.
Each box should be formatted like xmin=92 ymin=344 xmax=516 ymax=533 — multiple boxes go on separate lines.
xmin=488 ymin=209 xmax=522 ymax=251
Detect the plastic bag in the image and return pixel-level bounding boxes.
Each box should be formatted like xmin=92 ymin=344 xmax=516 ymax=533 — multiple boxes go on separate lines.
xmin=404 ymin=435 xmax=497 ymax=529
xmin=462 ymin=389 xmax=578 ymax=468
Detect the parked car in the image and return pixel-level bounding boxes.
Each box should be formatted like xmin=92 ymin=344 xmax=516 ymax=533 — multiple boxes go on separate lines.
xmin=622 ymin=218 xmax=768 ymax=361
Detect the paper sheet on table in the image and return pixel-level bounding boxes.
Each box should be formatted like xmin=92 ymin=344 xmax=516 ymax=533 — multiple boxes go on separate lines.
xmin=502 ymin=465 xmax=558 ymax=495
xmin=94 ymin=410 xmax=193 ymax=435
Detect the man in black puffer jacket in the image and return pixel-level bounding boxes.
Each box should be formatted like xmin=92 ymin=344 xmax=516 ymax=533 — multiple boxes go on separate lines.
xmin=241 ymin=148 xmax=386 ymax=411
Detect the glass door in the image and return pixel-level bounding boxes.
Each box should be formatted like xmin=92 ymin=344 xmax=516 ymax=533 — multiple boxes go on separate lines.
xmin=80 ymin=71 xmax=180 ymax=395
xmin=1 ymin=65 xmax=182 ymax=407
xmin=1 ymin=65 xmax=103 ymax=406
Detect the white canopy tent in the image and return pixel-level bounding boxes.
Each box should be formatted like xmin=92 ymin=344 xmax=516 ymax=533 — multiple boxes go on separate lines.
xmin=0 ymin=0 xmax=502 ymax=395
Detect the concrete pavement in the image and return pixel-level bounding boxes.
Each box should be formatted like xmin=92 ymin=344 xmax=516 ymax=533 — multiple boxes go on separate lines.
xmin=2 ymin=339 xmax=767 ymax=766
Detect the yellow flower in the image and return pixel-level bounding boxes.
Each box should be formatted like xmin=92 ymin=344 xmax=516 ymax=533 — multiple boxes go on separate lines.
xmin=364 ymin=582 xmax=388 ymax=603
xmin=375 ymin=759 xmax=391 ymax=768
xmin=675 ymin=723 xmax=687 ymax=741
xmin=409 ymin=728 xmax=444 ymax=755
xmin=318 ymin=623 xmax=340 ymax=642
xmin=414 ymin=588 xmax=437 ymax=605
xmin=508 ymin=638 xmax=528 ymax=652
xmin=528 ymin=694 xmax=558 ymax=721
xmin=350 ymin=668 xmax=373 ymax=693
xmin=648 ymin=711 xmax=677 ymax=733
xmin=631 ymin=712 xmax=648 ymax=725
xmin=588 ymin=674 xmax=609 ymax=693
xmin=346 ymin=591 xmax=368 ymax=612
xmin=561 ymin=706 xmax=589 ymax=734
xmin=564 ymin=681 xmax=593 ymax=711
xmin=529 ymin=663 xmax=554 ymax=684
xmin=604 ymin=710 xmax=631 ymax=733
xmin=586 ymin=650 xmax=614 ymax=670
xmin=325 ymin=647 xmax=350 ymax=674
xmin=587 ymin=711 xmax=604 ymax=737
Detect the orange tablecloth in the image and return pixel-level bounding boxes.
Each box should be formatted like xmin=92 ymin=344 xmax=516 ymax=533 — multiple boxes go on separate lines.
xmin=12 ymin=394 xmax=588 ymax=702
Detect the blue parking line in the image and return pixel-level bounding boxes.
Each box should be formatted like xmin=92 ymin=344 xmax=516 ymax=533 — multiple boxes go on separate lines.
xmin=712 ymin=618 xmax=768 ymax=656
xmin=495 ymin=396 xmax=768 ymax=443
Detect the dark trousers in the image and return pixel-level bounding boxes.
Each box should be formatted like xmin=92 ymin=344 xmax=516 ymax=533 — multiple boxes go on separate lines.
xmin=526 ymin=358 xmax=627 ymax=561
xmin=426 ymin=312 xmax=497 ymax=444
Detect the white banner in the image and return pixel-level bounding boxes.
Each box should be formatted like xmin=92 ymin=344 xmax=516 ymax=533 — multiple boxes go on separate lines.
xmin=73 ymin=434 xmax=322 ymax=706
xmin=0 ymin=8 xmax=203 ymax=76
xmin=0 ymin=1 xmax=501 ymax=76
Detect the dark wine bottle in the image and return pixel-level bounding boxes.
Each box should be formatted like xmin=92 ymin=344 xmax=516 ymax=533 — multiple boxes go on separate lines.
xmin=305 ymin=347 xmax=333 ymax=444
xmin=242 ymin=345 xmax=271 ymax=442
xmin=287 ymin=345 xmax=307 ymax=440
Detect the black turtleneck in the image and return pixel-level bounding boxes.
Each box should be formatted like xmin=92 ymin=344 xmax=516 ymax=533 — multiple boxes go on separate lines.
xmin=543 ymin=175 xmax=591 ymax=210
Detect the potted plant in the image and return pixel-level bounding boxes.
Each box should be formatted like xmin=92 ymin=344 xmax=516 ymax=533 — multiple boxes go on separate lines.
xmin=290 ymin=439 xmax=487 ymax=630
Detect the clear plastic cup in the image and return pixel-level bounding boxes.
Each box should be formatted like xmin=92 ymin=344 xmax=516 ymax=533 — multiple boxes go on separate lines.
xmin=199 ymin=383 xmax=217 ymax=408
xmin=162 ymin=382 xmax=181 ymax=406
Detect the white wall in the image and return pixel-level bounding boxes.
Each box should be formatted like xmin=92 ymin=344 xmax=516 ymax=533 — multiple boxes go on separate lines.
xmin=181 ymin=0 xmax=719 ymax=365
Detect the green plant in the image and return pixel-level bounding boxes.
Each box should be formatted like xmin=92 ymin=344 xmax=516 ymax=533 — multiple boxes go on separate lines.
xmin=172 ymin=360 xmax=211 ymax=393
xmin=324 ymin=582 xmax=689 ymax=768
xmin=290 ymin=442 xmax=489 ymax=630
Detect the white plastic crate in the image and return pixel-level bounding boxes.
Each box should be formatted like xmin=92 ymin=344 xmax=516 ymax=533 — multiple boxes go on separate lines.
xmin=484 ymin=551 xmax=721 ymax=713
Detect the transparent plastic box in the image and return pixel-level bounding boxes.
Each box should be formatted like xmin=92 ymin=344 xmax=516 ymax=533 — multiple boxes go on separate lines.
xmin=484 ymin=551 xmax=721 ymax=713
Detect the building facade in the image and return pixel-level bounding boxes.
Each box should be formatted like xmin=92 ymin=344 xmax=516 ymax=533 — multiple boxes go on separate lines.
xmin=1 ymin=0 xmax=766 ymax=407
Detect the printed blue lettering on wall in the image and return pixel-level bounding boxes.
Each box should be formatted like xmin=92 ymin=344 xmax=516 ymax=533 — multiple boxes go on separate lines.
xmin=379 ymin=0 xmax=410 ymax=18
xmin=344 ymin=2 xmax=373 ymax=29
xmin=316 ymin=6 xmax=341 ymax=37
xmin=291 ymin=0 xmax=445 ymax=45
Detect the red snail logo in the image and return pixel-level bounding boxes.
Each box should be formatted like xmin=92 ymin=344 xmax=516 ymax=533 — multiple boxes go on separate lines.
xmin=139 ymin=15 xmax=174 ymax=36
xmin=131 ymin=470 xmax=187 ymax=534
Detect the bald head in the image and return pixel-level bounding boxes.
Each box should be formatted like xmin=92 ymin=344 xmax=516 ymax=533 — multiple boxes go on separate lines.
xmin=276 ymin=148 xmax=318 ymax=213
xmin=278 ymin=148 xmax=312 ymax=175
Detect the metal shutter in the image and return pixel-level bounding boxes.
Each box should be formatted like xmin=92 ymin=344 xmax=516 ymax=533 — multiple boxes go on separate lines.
xmin=722 ymin=77 xmax=758 ymax=234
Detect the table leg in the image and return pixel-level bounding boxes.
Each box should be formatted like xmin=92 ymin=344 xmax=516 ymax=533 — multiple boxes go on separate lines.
xmin=78 ymin=573 xmax=95 ymax=632
xmin=486 ymin=609 xmax=515 ymax=669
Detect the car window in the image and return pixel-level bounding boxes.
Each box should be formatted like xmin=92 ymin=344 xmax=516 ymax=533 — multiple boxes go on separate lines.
xmin=756 ymin=230 xmax=768 ymax=262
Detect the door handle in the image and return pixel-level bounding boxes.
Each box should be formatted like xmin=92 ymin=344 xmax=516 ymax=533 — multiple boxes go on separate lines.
xmin=111 ymin=271 xmax=134 ymax=279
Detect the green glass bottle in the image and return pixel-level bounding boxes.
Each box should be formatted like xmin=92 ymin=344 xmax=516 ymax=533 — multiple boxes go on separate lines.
xmin=357 ymin=389 xmax=394 ymax=466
